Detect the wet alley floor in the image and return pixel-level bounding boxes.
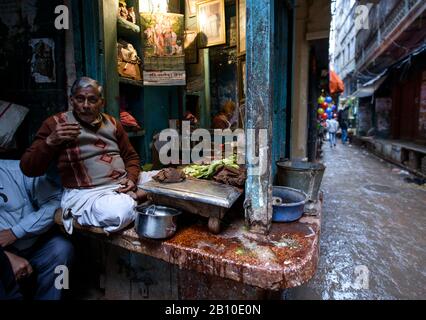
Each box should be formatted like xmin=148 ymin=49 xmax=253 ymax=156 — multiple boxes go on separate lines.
xmin=287 ymin=140 xmax=426 ymax=300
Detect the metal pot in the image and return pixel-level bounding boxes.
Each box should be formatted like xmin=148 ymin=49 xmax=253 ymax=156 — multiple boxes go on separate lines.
xmin=135 ymin=204 xmax=182 ymax=239
xmin=276 ymin=160 xmax=325 ymax=202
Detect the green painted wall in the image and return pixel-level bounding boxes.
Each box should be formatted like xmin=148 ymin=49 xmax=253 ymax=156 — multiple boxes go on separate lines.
xmin=142 ymin=86 xmax=181 ymax=164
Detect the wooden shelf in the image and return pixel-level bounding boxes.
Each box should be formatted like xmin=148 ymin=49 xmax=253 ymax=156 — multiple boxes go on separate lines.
xmin=126 ymin=129 xmax=145 ymax=138
xmin=119 ymin=77 xmax=144 ymax=87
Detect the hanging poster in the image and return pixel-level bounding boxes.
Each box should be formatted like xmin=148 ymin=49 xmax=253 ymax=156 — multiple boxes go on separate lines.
xmin=419 ymin=71 xmax=426 ymax=138
xmin=29 ymin=38 xmax=56 ymax=83
xmin=140 ymin=13 xmax=185 ymax=72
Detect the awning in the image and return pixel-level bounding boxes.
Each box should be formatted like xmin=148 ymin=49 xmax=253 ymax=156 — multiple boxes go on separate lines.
xmin=353 ymin=87 xmax=375 ymax=98
xmin=353 ymin=45 xmax=425 ymax=98
xmin=329 ymin=70 xmax=345 ymax=94
xmin=353 ymin=70 xmax=388 ymax=98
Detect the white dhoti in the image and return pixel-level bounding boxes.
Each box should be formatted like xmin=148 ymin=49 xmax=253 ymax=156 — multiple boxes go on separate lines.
xmin=61 ymin=171 xmax=160 ymax=235
xmin=61 ymin=184 xmax=136 ymax=235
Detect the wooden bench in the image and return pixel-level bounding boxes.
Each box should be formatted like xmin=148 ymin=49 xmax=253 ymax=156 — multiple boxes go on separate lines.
xmin=54 ymin=200 xmax=322 ymax=298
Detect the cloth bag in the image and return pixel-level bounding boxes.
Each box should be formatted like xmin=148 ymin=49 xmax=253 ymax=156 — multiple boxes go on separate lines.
xmin=120 ymin=111 xmax=141 ymax=131
xmin=117 ymin=41 xmax=142 ymax=81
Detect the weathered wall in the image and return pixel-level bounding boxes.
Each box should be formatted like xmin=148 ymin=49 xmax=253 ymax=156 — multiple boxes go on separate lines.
xmin=355 ymin=0 xmax=399 ymax=60
xmin=0 ymin=0 xmax=67 ymax=156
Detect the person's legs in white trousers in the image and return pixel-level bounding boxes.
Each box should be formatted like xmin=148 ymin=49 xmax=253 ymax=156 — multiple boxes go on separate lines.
xmin=329 ymin=133 xmax=336 ymax=148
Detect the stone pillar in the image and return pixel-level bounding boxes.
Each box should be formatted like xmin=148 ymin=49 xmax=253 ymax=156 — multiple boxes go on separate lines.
xmin=245 ymin=0 xmax=274 ymax=234
xmin=290 ymin=0 xmax=310 ymax=160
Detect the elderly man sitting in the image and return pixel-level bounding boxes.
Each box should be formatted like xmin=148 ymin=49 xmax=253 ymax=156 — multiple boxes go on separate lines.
xmin=20 ymin=77 xmax=146 ymax=234
xmin=0 ymin=160 xmax=73 ymax=300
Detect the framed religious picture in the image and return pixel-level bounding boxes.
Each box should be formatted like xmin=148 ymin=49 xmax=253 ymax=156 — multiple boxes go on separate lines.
xmin=237 ymin=0 xmax=246 ymax=55
xmin=140 ymin=13 xmax=185 ymax=70
xmin=197 ymin=0 xmax=226 ymax=48
xmin=186 ymin=0 xmax=198 ymax=17
xmin=184 ymin=30 xmax=198 ymax=64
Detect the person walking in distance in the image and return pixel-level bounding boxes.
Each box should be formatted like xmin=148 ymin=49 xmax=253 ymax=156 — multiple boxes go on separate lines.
xmin=340 ymin=118 xmax=348 ymax=145
xmin=326 ymin=114 xmax=339 ymax=148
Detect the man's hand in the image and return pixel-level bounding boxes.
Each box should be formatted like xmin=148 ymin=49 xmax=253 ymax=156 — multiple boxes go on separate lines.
xmin=46 ymin=122 xmax=81 ymax=146
xmin=0 ymin=229 xmax=17 ymax=247
xmin=4 ymin=251 xmax=33 ymax=280
xmin=116 ymin=178 xmax=136 ymax=193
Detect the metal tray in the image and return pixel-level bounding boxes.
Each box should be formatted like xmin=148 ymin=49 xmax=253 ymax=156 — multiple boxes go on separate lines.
xmin=139 ymin=179 xmax=242 ymax=208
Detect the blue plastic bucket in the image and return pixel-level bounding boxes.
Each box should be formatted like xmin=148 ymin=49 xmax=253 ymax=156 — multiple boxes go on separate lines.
xmin=272 ymin=186 xmax=307 ymax=222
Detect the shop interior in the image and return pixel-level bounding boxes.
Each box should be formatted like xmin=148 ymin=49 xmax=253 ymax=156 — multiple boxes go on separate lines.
xmin=90 ymin=0 xmax=248 ymax=167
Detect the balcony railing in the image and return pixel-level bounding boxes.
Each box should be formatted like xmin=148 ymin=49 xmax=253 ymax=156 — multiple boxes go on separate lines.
xmin=356 ymin=0 xmax=424 ymax=70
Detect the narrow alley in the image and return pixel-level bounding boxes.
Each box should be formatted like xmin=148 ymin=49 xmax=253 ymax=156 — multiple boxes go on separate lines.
xmin=289 ymin=142 xmax=426 ymax=300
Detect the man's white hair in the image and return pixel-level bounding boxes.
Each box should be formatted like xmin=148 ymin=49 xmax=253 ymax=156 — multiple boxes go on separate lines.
xmin=71 ymin=77 xmax=103 ymax=97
